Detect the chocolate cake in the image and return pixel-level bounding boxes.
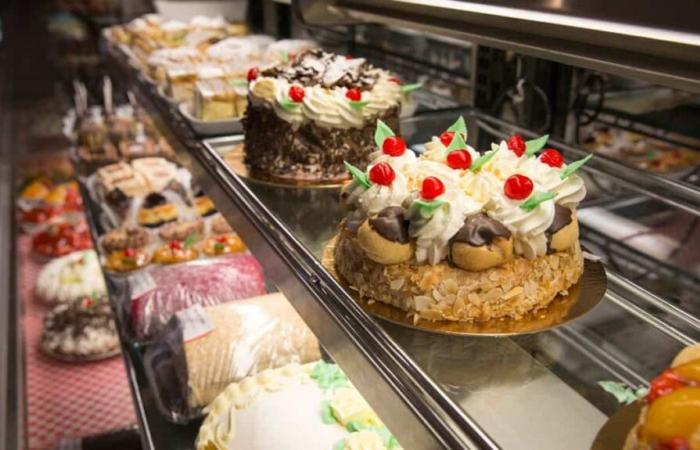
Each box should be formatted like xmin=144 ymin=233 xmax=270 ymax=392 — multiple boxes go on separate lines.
xmin=244 ymin=49 xmax=402 ymax=183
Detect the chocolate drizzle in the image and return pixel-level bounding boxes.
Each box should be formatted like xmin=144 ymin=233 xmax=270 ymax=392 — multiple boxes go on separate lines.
xmin=450 ymin=214 xmax=511 ymax=247
xmin=546 ymin=205 xmax=573 ymax=252
xmin=261 ymin=49 xmax=378 ymax=90
xmin=369 ymin=206 xmax=410 ymax=243
xmin=142 ymin=192 xmax=168 ymax=209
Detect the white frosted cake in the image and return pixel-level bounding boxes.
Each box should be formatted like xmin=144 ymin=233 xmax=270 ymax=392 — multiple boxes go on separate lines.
xmin=196 ymin=361 xmax=402 ymax=450
xmin=36 ymin=250 xmax=107 ymax=304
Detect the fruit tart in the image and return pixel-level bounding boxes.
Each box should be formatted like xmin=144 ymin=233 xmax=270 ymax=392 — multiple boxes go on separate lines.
xmin=331 ymin=117 xmax=590 ymax=323
xmin=104 ymin=246 xmax=152 ymax=273
xmin=101 ymin=226 xmax=151 ymax=253
xmin=624 ymin=344 xmax=700 ymax=450
xmin=153 ymin=238 xmax=199 ymax=264
xmin=32 ymin=220 xmax=92 ymax=258
xmin=200 ymin=233 xmax=246 ymax=256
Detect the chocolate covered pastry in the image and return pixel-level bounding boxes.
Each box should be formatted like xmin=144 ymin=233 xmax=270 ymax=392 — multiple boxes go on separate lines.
xmin=102 ymin=226 xmax=151 ymax=252
xmin=244 ymin=49 xmax=402 ymax=183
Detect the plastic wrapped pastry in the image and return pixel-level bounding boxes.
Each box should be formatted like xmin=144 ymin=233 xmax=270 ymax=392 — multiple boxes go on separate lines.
xmin=144 ymin=293 xmax=321 ymax=423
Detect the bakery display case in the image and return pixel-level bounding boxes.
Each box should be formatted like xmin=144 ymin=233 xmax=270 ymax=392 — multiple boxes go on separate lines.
xmin=4 ymin=1 xmax=700 ymax=450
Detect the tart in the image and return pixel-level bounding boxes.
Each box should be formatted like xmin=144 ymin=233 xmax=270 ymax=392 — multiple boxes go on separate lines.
xmin=196 ymin=361 xmax=401 ymax=450
xmin=138 ymin=192 xmax=179 ymax=227
xmin=200 ymin=233 xmax=245 ymax=256
xmin=624 ymin=344 xmax=700 ymax=450
xmin=101 ymin=226 xmax=151 ymax=252
xmin=19 ymin=179 xmax=51 ymax=203
xmin=41 ymin=296 xmax=119 ymax=361
xmin=158 ymin=219 xmax=203 ymax=242
xmin=104 ymin=247 xmax=152 ymax=272
xmin=331 ymin=117 xmax=590 ymax=323
xmin=36 ymin=250 xmax=107 ymax=305
xmin=244 ymin=49 xmax=403 ymax=183
xmin=210 ymin=213 xmax=233 ymax=235
xmin=153 ymin=240 xmax=199 ymax=264
xmin=32 ymin=220 xmax=92 ymax=258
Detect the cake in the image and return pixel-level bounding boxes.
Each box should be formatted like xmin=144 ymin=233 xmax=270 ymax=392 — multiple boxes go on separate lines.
xmin=330 ymin=117 xmax=591 ymax=323
xmin=36 ymin=250 xmax=107 ymax=304
xmin=41 ymin=296 xmax=119 ymax=361
xmin=244 ymin=49 xmax=403 ymax=183
xmin=624 ymin=344 xmax=700 ymax=450
xmin=196 ymin=360 xmax=402 ymax=450
xmin=32 ymin=220 xmax=92 ymax=258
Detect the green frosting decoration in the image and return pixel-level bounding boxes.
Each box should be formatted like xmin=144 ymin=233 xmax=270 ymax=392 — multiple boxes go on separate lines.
xmin=279 ymin=97 xmax=300 ymax=111
xmin=519 ymin=191 xmax=556 ymax=212
xmin=446 ymin=116 xmax=467 ymax=138
xmin=229 ymin=79 xmax=248 ymax=88
xmin=470 ymin=148 xmax=498 ymax=172
xmin=413 ymin=199 xmax=447 ymax=219
xmin=345 ymin=422 xmax=400 ymax=449
xmin=399 ymin=83 xmax=421 ymax=94
xmin=349 ymin=100 xmax=370 ymax=111
xmin=311 ymin=361 xmax=348 ymax=390
xmin=280 ymin=50 xmax=289 ymax=63
xmin=598 ymin=381 xmax=647 ymax=405
xmin=333 ymin=439 xmax=346 ymax=450
xmin=374 ymin=119 xmax=395 ymax=149
xmin=321 ymin=400 xmax=339 ymax=425
xmin=524 ymin=134 xmax=549 ymax=156
xmin=446 ymin=131 xmax=467 ymax=153
xmin=560 ymin=154 xmax=593 ymax=180
xmin=343 ymin=161 xmax=371 ymax=190
xmin=183 ymin=233 xmax=199 ymax=249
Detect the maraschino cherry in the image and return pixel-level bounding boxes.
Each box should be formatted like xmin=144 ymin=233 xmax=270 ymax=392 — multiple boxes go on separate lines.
xmin=369 ymin=162 xmax=395 ymax=186
xmin=507 ymin=134 xmax=526 ymax=157
xmin=382 ymin=136 xmax=406 ymax=156
xmin=539 ymin=149 xmax=564 ymax=168
xmin=446 ymin=150 xmax=472 ymax=170
xmin=169 ymin=241 xmax=183 ymax=250
xmin=246 ymin=67 xmax=259 ymax=82
xmin=123 ymin=247 xmax=136 ymax=258
xmin=439 ymin=131 xmax=467 ymax=147
xmin=288 ymin=85 xmax=305 ymax=102
xmin=647 ymin=369 xmax=685 ymax=404
xmin=504 ymin=174 xmax=533 ymax=200
xmin=421 ymin=177 xmax=445 ymax=200
xmin=345 ymin=88 xmax=362 ymax=101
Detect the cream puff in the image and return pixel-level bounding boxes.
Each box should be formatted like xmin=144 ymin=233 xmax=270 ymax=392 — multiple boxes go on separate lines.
xmin=546 ymin=205 xmax=579 ymax=253
xmin=357 ymin=206 xmax=414 ymax=265
xmin=448 ymin=214 xmax=514 ymax=272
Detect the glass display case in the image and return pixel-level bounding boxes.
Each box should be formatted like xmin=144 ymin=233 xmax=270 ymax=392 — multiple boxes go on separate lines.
xmin=3 ymin=1 xmax=700 ymax=450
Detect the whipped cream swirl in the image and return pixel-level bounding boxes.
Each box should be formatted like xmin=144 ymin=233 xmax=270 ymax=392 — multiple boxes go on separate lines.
xmin=519 ymin=157 xmax=587 ymax=207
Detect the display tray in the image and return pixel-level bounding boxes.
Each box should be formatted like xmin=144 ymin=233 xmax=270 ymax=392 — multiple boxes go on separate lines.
xmin=322 ymin=235 xmax=608 ymax=336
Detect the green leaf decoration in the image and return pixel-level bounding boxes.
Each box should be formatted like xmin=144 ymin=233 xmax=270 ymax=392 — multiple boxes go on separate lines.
xmin=525 ymin=134 xmax=549 ymax=156
xmin=560 ymin=154 xmax=593 ymax=179
xmin=333 ymin=439 xmax=346 ymax=450
xmin=91 ymin=290 xmax=98 ymax=301
xmin=349 ymin=100 xmax=369 ymax=111
xmin=346 ymin=421 xmax=369 ymax=433
xmin=320 ymin=400 xmax=338 ymax=425
xmin=280 ymin=50 xmax=288 ymax=63
xmin=229 ymin=79 xmax=248 ymax=88
xmin=183 ymin=233 xmax=199 ymax=249
xmin=343 ymin=161 xmax=371 ymax=189
xmin=519 ymin=191 xmax=556 ymax=212
xmin=598 ymin=381 xmax=647 ymax=405
xmin=374 ymin=119 xmax=395 ymax=149
xmin=278 ymin=96 xmax=300 ymax=111
xmin=310 ymin=361 xmax=348 ymax=391
xmin=470 ymin=148 xmax=499 ymax=172
xmin=399 ymin=82 xmax=422 ymax=93
xmin=446 ymin=130 xmax=467 ymax=153
xmin=387 ymin=435 xmax=401 ymax=450
xmin=414 ymin=199 xmax=447 ymax=218
xmin=446 ymin=116 xmax=467 ymax=138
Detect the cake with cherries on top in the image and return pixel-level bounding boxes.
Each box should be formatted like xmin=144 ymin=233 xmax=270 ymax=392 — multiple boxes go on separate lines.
xmin=332 ymin=117 xmax=592 ymax=323
xmin=243 ymin=49 xmax=410 ymax=183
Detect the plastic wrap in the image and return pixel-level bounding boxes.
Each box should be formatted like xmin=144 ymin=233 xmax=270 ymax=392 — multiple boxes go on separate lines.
xmin=128 ymin=253 xmax=266 ymax=342
xmin=144 ymin=292 xmax=321 ymax=423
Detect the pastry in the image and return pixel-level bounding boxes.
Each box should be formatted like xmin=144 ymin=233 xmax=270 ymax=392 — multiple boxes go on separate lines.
xmin=104 ymin=247 xmax=152 ymax=272
xmin=32 ymin=220 xmax=92 ymax=258
xmin=138 ymin=192 xmax=178 ymax=228
xmin=196 ymin=360 xmax=401 ymax=450
xmin=130 ymin=253 xmax=266 ymax=341
xmin=210 ymin=214 xmax=233 ymax=235
xmin=96 ymin=161 xmax=149 ymax=197
xmin=158 ymin=219 xmax=203 ymax=242
xmin=331 ymin=117 xmax=590 ymax=323
xmin=624 ymin=343 xmax=700 ymax=450
xmin=244 ymin=49 xmax=403 ymax=183
xmin=41 ymin=296 xmax=119 ymax=361
xmin=19 ymin=179 xmax=51 ymax=203
xmin=101 ymin=226 xmax=151 ymax=252
xmin=36 ymin=250 xmax=107 ymax=304
xmin=193 ymin=191 xmax=216 ymax=217
xmin=200 ymin=234 xmax=245 ymax=256
xmin=76 ymin=142 xmax=120 ymax=174
xmin=20 ymin=205 xmax=62 ymax=229
xmin=153 ymin=239 xmax=200 ymax=265
xmin=193 ymin=78 xmax=238 ymax=121
xmin=130 ymin=157 xmax=178 ymax=193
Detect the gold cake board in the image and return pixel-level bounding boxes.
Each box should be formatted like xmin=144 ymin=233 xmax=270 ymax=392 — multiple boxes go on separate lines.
xmin=590 ymin=402 xmax=642 ymax=450
xmin=322 ymin=235 xmax=607 ymax=336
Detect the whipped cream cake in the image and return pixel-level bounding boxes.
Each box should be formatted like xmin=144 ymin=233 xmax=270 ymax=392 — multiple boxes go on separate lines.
xmin=243 ymin=49 xmax=403 ymax=183
xmin=36 ymin=250 xmax=107 ymax=304
xmin=196 ymin=361 xmax=401 ymax=450
xmin=332 ymin=117 xmax=591 ymax=323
